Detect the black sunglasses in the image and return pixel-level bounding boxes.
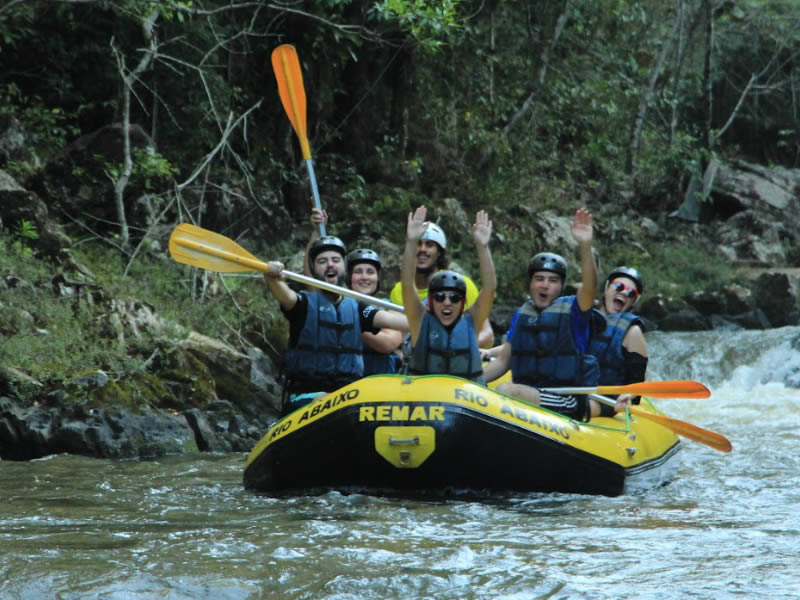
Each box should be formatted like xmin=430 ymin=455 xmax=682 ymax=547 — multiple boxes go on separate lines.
xmin=612 ymin=281 xmax=639 ymax=299
xmin=432 ymin=291 xmax=464 ymax=304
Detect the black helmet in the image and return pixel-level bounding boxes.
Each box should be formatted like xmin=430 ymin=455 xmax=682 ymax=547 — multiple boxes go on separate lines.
xmin=605 ymin=266 xmax=644 ymax=294
xmin=309 ymin=235 xmax=346 ymax=269
xmin=428 ymin=270 xmax=467 ymax=295
xmin=346 ymin=248 xmax=382 ymax=273
xmin=528 ymin=252 xmax=567 ymax=281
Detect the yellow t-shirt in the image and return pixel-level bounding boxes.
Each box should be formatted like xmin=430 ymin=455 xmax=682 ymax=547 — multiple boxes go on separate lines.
xmin=389 ymin=275 xmax=480 ymax=308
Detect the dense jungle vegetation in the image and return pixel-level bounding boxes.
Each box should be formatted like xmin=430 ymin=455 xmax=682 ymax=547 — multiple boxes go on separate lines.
xmin=1 ymin=0 xmax=798 ymax=396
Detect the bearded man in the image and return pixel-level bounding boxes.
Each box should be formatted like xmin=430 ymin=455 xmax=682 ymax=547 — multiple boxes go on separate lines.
xmin=264 ymin=236 xmax=407 ymax=415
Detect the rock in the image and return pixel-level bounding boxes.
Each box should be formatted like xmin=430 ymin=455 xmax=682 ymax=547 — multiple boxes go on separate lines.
xmin=684 ymin=290 xmax=726 ymax=316
xmin=720 ymin=283 xmax=754 ymax=314
xmin=716 ymin=210 xmax=789 ymax=265
xmin=727 ymin=309 xmax=772 ymax=330
xmin=638 ymin=295 xmax=670 ymax=321
xmin=184 ymin=408 xmax=231 ymax=453
xmin=752 ymin=272 xmax=799 ymax=327
xmin=0 ymin=115 xmax=38 ymax=165
xmin=713 ymin=159 xmax=800 ymax=214
xmin=655 ymin=308 xmax=711 ymax=331
xmin=70 ymin=370 xmax=110 ymax=389
xmin=0 ymin=169 xmax=72 ymax=256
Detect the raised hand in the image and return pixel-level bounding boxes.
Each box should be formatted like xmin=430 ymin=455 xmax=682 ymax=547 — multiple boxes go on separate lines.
xmin=310 ymin=207 xmax=328 ymax=227
xmin=570 ymin=207 xmax=593 ymax=246
xmin=472 ymin=210 xmax=492 ymax=247
xmin=407 ymin=205 xmax=429 ymax=242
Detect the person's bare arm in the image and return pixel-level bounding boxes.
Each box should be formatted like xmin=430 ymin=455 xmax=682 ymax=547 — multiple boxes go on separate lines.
xmin=467 ymin=210 xmax=497 ymax=344
xmin=622 ymin=324 xmax=648 ymax=357
xmin=477 ymin=318 xmax=495 ymax=349
xmin=373 ymin=309 xmax=409 ymax=332
xmin=572 ymin=207 xmax=598 ymax=312
xmin=263 ymin=261 xmax=298 ymax=311
xmin=401 ymin=206 xmax=428 ymax=345
xmin=483 ymin=341 xmax=511 ymax=382
xmin=362 ymin=325 xmax=404 ymax=353
xmin=303 ymin=208 xmax=327 ymax=278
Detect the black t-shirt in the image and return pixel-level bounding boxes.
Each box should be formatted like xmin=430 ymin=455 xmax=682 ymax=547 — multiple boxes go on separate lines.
xmin=282 ymin=291 xmax=381 ymax=349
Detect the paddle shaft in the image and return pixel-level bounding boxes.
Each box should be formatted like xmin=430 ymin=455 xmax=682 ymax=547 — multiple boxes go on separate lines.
xmin=543 ymin=380 xmax=710 ymax=398
xmin=305 ymin=158 xmax=324 ymax=235
xmin=171 ymin=233 xmax=402 ymax=312
xmin=273 ymin=45 xmax=325 ymax=236
xmin=589 ymin=393 xmax=732 ymax=453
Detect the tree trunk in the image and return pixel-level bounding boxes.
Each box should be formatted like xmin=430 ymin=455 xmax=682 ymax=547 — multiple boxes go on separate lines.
xmin=627 ymin=9 xmax=681 ymax=191
xmin=110 ymin=10 xmax=159 ymax=252
xmin=703 ymin=0 xmax=714 ymax=153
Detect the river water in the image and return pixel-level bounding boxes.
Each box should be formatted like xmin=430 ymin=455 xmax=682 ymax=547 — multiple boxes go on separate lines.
xmin=1 ymin=327 xmax=799 ymax=600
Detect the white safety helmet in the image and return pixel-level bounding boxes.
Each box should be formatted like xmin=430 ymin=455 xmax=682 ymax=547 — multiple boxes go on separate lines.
xmin=421 ymin=223 xmax=447 ymax=249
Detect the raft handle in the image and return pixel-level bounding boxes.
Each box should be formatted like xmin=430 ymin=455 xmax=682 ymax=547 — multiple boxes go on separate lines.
xmin=389 ymin=436 xmax=420 ymax=446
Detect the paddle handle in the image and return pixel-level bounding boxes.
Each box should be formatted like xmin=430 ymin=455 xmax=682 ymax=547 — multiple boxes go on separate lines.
xmin=305 ymin=158 xmax=326 ymax=237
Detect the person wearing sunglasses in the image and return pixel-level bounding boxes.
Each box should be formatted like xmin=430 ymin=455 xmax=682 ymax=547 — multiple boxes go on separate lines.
xmin=589 ymin=266 xmax=648 ymax=415
xmin=484 ymin=208 xmax=604 ymax=421
xmin=401 ymin=206 xmax=496 ymax=383
xmin=388 ymin=217 xmax=495 ymax=349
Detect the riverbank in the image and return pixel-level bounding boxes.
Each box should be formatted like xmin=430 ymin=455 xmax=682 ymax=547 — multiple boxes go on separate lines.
xmin=2 ymin=156 xmax=799 ymax=460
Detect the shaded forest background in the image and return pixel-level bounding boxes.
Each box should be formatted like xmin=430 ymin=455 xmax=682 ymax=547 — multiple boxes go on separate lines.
xmin=1 ymin=0 xmax=799 ymax=397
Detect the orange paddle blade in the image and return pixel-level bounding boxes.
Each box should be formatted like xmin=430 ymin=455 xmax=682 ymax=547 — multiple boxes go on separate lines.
xmin=596 ymin=380 xmax=711 ymax=399
xmin=545 ymin=380 xmax=711 ymax=399
xmin=271 ymin=44 xmax=311 ymax=159
xmin=629 ymin=406 xmax=732 ymax=453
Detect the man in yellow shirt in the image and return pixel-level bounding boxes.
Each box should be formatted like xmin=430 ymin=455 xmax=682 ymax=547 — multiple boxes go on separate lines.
xmin=389 ymin=221 xmax=495 ymax=348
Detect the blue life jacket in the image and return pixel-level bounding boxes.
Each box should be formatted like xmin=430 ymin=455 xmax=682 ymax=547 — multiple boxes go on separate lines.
xmin=362 ymin=297 xmax=401 ymax=376
xmin=284 ymin=293 xmax=364 ymax=383
xmin=588 ymin=312 xmax=643 ymax=385
xmin=362 ymin=341 xmax=401 ymax=376
xmin=510 ymin=296 xmax=600 ymax=387
xmin=408 ymin=312 xmax=486 ymax=385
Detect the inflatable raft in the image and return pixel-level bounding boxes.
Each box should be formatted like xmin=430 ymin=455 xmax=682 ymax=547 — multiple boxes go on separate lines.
xmin=243 ymin=374 xmax=681 ymax=497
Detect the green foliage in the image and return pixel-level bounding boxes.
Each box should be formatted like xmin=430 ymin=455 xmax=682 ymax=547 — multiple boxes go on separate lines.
xmin=0 ymin=220 xmax=40 ymax=259
xmin=369 ymin=0 xmax=462 ymax=50
xmin=0 ymin=229 xmax=282 ymax=403
xmin=104 ymin=147 xmax=179 ymax=189
xmin=598 ymin=236 xmax=733 ymax=299
xmin=0 ymin=84 xmax=79 ymax=163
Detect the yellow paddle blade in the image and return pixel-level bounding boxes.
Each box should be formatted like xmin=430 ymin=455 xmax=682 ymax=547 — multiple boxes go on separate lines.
xmin=168 ymin=223 xmax=267 ymax=273
xmin=271 ymin=44 xmax=311 ymax=160
xmin=629 ymin=406 xmax=732 ymax=453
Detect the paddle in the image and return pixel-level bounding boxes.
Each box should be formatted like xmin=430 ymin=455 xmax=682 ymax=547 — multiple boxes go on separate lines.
xmin=271 ymin=44 xmax=325 ymax=236
xmin=589 ymin=394 xmax=732 ymax=453
xmin=168 ymin=223 xmax=403 ymax=312
xmin=542 ymin=380 xmax=711 ymax=399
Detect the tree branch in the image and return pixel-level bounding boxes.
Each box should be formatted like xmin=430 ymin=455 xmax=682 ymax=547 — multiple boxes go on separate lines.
xmin=176 ymin=100 xmax=263 ymax=192
xmin=502 ymin=3 xmax=570 ymax=137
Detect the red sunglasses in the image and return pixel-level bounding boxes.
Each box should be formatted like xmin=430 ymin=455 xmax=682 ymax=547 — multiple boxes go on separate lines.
xmin=612 ymin=281 xmax=640 ymax=299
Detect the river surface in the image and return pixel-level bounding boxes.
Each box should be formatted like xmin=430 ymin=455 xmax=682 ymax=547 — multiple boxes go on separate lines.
xmin=2 ymin=327 xmax=799 ymax=599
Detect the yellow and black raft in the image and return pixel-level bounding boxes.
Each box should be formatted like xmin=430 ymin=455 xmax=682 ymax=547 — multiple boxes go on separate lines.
xmin=243 ymin=374 xmax=685 ymax=497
